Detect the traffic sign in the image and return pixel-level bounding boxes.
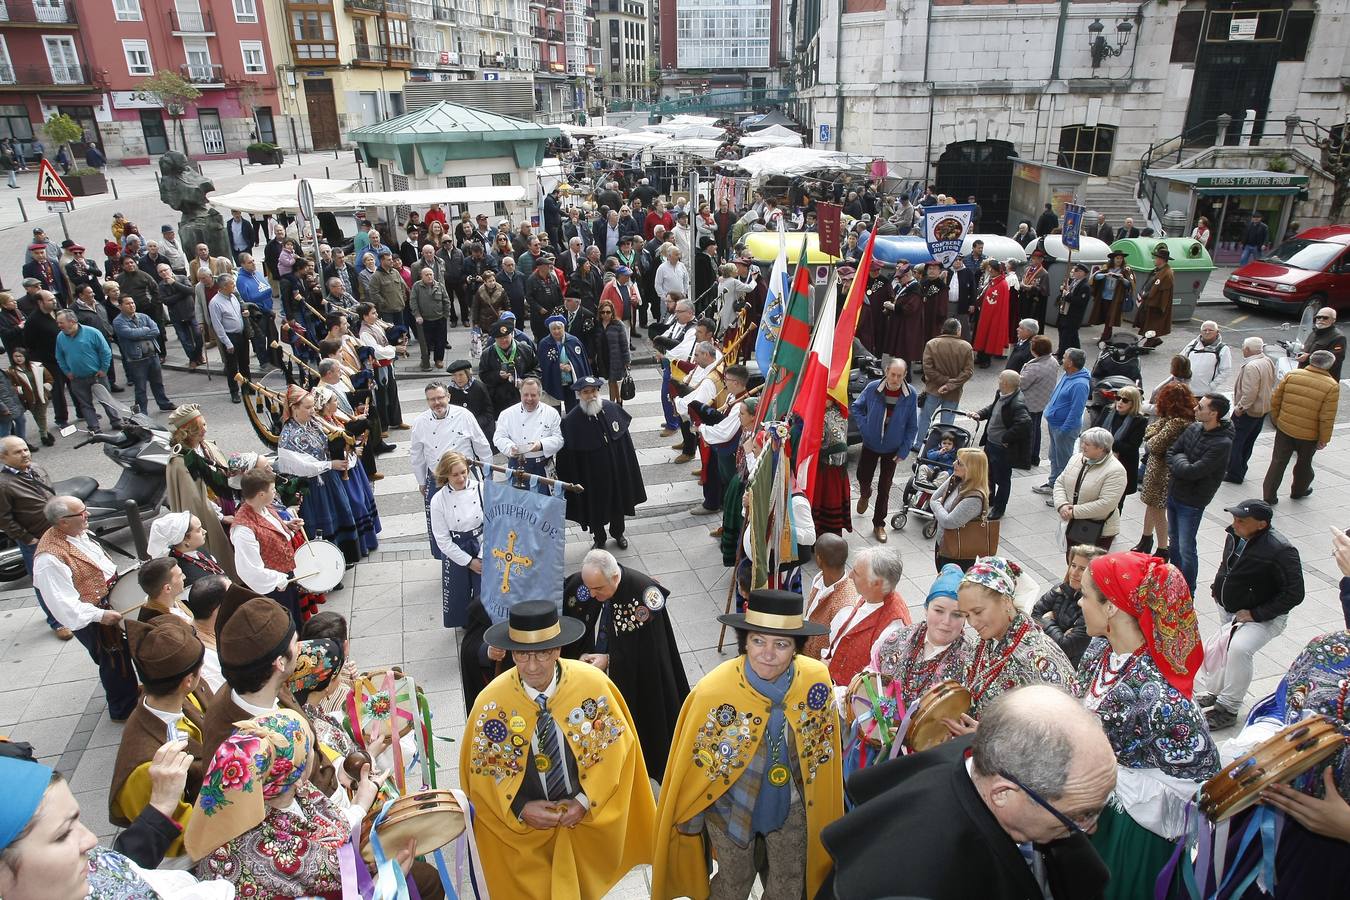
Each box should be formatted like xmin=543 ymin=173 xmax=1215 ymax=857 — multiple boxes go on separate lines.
xmin=297 ymin=178 xmax=316 ymax=224
xmin=818 ymin=123 xmax=832 ymax=144
xmin=483 ymin=72 xmax=500 ymax=81
xmin=35 ymin=158 xmax=72 ymax=203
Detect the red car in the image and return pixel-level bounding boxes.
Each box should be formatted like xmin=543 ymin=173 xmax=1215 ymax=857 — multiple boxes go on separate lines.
xmin=1223 ymin=225 xmax=1350 ymax=313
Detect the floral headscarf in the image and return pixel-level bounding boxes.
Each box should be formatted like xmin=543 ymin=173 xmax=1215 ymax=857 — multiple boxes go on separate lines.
xmin=286 ymin=638 xmax=344 ymax=702
xmin=281 ymin=384 xmax=312 ymax=422
xmin=1274 ymin=631 xmax=1349 ymax=800
xmin=961 ymin=556 xmax=1023 ymax=599
xmin=184 ymin=709 xmax=315 ymax=861
xmin=1089 ymin=551 xmax=1203 ymax=697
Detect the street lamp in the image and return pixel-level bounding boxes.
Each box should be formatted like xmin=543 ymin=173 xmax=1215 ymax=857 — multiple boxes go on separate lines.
xmin=1087 ymin=18 xmax=1134 ymax=70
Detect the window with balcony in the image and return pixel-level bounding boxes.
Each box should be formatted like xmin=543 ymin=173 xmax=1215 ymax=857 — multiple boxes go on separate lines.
xmin=42 ymin=35 xmax=82 ymax=83
xmin=122 ymin=39 xmax=153 ymax=76
xmin=291 ymin=10 xmax=337 ymax=60
xmin=240 ymin=40 xmax=266 ymax=74
xmin=0 ymin=37 xmax=12 ymax=85
xmin=183 ymin=38 xmax=214 ymax=83
xmin=113 ymin=0 xmax=143 ymax=22
xmin=232 ymin=0 xmax=257 ymax=23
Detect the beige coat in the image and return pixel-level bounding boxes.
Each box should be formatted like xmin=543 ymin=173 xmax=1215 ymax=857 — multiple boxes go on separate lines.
xmin=921 ymin=334 xmax=975 ymax=403
xmin=1232 ymin=353 xmax=1277 ymax=417
xmin=1270 ymin=364 xmax=1338 ymax=444
xmin=1052 ymin=452 xmax=1128 ymax=537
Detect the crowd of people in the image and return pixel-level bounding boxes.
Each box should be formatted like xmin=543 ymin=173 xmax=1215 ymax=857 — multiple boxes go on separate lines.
xmin=0 ymin=164 xmax=1346 ymax=900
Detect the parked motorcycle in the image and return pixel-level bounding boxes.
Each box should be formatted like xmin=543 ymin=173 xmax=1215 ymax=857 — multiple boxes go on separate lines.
xmin=1083 ymin=334 xmax=1149 ymax=429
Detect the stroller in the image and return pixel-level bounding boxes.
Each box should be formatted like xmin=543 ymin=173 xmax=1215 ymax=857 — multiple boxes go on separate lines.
xmin=889 ymin=412 xmax=980 ymax=536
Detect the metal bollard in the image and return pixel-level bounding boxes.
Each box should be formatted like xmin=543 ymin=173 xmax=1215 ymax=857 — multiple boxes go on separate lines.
xmin=111 ymin=178 xmax=119 ymax=200
xmin=239 ymin=158 xmax=245 ymax=175
xmin=16 ymin=197 xmax=26 ymax=222
xmin=325 ymin=166 xmax=330 ymax=179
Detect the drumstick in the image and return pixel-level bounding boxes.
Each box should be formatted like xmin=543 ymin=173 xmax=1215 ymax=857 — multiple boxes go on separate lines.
xmin=287 ymin=571 xmax=320 ymax=585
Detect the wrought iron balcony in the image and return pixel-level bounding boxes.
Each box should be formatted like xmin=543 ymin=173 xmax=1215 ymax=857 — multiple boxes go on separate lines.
xmin=180 ymin=63 xmax=224 ymax=85
xmin=344 ymin=0 xmax=384 ymax=13
xmin=385 ymin=0 xmax=409 ymax=14
xmin=0 ymin=62 xmax=90 ymax=88
xmin=0 ymin=0 xmax=79 ymax=25
xmin=170 ymin=9 xmax=214 ymax=32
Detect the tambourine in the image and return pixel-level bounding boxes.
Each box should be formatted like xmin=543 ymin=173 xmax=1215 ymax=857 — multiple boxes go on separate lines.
xmin=351 ymin=668 xmax=417 ymax=739
xmin=844 ymin=670 xmax=902 ymax=749
xmin=1199 ymin=715 xmax=1346 ymax=822
xmin=904 ymin=680 xmax=972 ymax=753
xmin=360 ymin=790 xmax=466 ymax=866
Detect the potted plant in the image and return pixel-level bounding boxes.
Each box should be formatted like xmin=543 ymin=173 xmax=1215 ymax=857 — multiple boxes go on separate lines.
xmin=247 ymin=141 xmax=284 ymax=165
xmin=64 ymin=166 xmax=107 ymax=196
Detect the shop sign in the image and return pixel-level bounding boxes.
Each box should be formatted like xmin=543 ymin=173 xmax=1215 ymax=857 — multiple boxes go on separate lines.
xmin=111 ymin=90 xmax=164 ymax=110
xmin=1194 ymin=174 xmax=1307 ymax=188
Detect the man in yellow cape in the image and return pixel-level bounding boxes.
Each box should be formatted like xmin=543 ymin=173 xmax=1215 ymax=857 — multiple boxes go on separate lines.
xmin=651 ymin=589 xmax=844 ymax=900
xmin=459 ymin=599 xmax=656 ymax=899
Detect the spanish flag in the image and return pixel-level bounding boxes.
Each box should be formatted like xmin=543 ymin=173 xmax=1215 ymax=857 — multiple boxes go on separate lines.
xmin=827 ymin=230 xmax=877 ymax=413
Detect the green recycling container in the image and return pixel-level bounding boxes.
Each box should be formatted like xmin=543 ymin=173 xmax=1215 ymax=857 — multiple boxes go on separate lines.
xmin=1110 ymin=237 xmax=1215 ymax=324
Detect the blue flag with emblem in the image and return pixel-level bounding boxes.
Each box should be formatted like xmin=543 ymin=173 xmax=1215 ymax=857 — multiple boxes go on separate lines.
xmin=754 ymin=221 xmax=792 ymax=376
xmin=480 ymin=475 xmax=567 ymax=624
xmin=1061 ymin=203 xmax=1084 ymax=251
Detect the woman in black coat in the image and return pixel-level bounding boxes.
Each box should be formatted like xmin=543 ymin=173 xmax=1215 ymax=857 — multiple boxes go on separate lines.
xmin=565 ymin=258 xmax=597 ymax=310
xmin=595 ymin=299 xmax=630 ymax=404
xmin=1093 ymin=384 xmax=1147 ymax=498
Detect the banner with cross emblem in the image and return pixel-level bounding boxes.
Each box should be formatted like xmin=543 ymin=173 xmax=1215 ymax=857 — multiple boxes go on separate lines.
xmin=480 ymin=476 xmax=566 ymax=623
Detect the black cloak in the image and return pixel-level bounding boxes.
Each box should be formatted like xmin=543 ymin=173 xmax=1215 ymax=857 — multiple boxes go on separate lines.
xmin=556 ymin=400 xmax=647 ymax=530
xmin=458 ymin=595 xmax=510 ymax=714
xmin=448 ymin=376 xmax=497 ymax=441
xmin=817 ymin=738 xmax=1108 ymax=900
xmin=563 ymin=568 xmax=690 ymax=780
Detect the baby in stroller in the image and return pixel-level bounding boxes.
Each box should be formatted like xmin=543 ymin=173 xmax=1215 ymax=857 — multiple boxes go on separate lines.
xmin=916 ymin=431 xmax=959 ymax=488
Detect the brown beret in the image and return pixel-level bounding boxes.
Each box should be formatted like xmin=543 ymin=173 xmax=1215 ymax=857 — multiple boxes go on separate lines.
xmin=126 ymin=616 xmax=205 ymax=685
xmin=218 ymin=597 xmax=295 ymax=668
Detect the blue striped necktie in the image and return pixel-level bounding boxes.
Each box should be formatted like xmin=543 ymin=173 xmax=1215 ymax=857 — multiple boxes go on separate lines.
xmin=535 ymin=694 xmax=567 ymax=801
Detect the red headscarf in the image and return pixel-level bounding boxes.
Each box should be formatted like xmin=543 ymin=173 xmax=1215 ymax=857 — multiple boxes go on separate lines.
xmin=1088 ymin=551 xmax=1203 ymax=697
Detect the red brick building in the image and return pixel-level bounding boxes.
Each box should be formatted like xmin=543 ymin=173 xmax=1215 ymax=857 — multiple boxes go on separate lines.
xmin=0 ymin=0 xmax=282 ymax=165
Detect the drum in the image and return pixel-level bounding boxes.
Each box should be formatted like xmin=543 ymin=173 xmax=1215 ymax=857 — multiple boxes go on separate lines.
xmin=360 ymin=790 xmax=465 ymax=866
xmin=107 ymin=566 xmax=145 ymax=614
xmin=1199 ymin=715 xmax=1346 ymax=822
xmin=291 ymin=540 xmax=345 ymax=593
xmin=904 ymin=680 xmax=972 ymax=753
xmin=844 ymin=670 xmax=903 ymax=748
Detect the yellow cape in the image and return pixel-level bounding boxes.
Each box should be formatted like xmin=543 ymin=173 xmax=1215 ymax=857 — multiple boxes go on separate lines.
xmin=651 ymin=656 xmax=843 ymax=900
xmin=459 ymin=659 xmax=656 ymax=899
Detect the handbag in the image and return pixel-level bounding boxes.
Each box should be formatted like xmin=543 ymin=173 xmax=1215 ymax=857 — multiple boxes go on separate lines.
xmin=939 ymin=490 xmax=1000 ymax=559
xmin=620 ymin=371 xmax=636 ymax=401
xmin=1063 ymin=462 xmax=1106 ymax=546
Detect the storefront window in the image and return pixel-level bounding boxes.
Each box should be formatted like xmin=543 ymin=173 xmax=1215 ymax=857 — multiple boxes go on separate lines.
xmin=1195 ymin=193 xmax=1287 ymax=264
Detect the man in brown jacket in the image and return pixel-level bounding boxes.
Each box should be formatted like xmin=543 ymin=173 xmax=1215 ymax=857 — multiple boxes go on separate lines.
xmin=1263 ymin=349 xmax=1339 ymax=503
xmin=0 ymin=435 xmax=66 ymax=638
xmin=1133 ymin=245 xmax=1174 ymax=343
xmin=1225 ymin=336 xmax=1277 ymax=484
xmin=915 ymin=317 xmax=974 ymax=453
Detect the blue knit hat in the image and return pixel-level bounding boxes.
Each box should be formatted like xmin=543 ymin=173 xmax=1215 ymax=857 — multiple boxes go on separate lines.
xmin=926 ymin=563 xmax=964 ymax=607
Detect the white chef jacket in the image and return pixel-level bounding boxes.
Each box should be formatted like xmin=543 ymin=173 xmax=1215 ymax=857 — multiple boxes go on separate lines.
xmin=493 ymin=402 xmax=563 ymax=460
xmin=409 ymin=405 xmax=493 ymax=487
xmin=429 ymin=481 xmax=485 ymax=566
xmin=33 ymin=531 xmax=118 ymax=630
xmin=230 ymin=505 xmax=291 ymax=596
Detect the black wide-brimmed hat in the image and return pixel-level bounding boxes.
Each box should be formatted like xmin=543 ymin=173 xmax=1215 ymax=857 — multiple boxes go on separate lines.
xmin=483 ymin=600 xmax=585 ymax=652
xmin=717 ymin=589 xmax=828 ymax=637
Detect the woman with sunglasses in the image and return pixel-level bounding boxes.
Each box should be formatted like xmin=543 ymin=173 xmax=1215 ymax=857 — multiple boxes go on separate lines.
xmin=1074 ymin=551 xmax=1217 ymax=900
xmin=954 ymin=556 xmax=1075 ymax=727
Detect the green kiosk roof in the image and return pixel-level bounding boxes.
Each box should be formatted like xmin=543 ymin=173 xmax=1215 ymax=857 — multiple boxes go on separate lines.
xmin=347 ymin=101 xmax=561 ymax=174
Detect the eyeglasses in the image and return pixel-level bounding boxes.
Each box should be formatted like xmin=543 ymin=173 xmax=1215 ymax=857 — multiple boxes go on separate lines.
xmin=61 ymin=509 xmax=89 ymax=519
xmin=513 ymin=649 xmax=557 ymax=662
xmin=998 ymin=770 xmax=1099 ymax=835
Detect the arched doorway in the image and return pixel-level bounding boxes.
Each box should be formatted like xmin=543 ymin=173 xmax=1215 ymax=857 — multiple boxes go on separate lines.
xmin=935 ymin=140 xmax=1016 ymax=234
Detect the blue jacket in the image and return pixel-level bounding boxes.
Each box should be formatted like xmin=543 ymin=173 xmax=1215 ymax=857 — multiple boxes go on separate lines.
xmin=236 ymin=269 xmax=274 ymax=313
xmin=55 ymin=324 xmax=113 ymax=377
xmin=113 ymin=312 xmax=162 ymax=362
xmin=1044 ymin=367 xmax=1091 ymax=431
xmin=850 ymin=379 xmax=919 ymax=455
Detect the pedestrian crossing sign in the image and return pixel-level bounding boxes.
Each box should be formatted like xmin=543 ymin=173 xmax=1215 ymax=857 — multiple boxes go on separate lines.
xmin=35 ymin=158 xmax=72 ymax=203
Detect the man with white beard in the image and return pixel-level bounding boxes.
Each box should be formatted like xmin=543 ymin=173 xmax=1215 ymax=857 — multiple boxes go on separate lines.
xmin=410 ymin=381 xmax=493 ymax=558
xmin=494 ymin=377 xmax=563 ymax=494
xmin=557 ymin=378 xmax=648 ymax=549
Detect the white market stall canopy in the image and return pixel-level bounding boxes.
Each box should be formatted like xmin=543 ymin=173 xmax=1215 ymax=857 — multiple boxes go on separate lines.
xmin=666 ymin=125 xmax=727 ymax=140
xmin=649 ymin=138 xmax=724 ymax=161
xmin=592 ymin=131 xmax=670 ymax=155
xmin=208 ymin=181 xmax=527 ymax=215
xmin=740 ymin=124 xmax=802 ymax=149
xmin=558 ymin=124 xmax=628 ymax=140
xmin=205 ymin=179 xmax=358 ymax=215
xmin=715 ymin=146 xmax=876 ymax=182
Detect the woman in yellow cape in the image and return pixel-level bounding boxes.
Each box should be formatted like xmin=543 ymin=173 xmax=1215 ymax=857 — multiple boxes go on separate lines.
xmin=652 ymin=589 xmax=844 ymax=900
xmin=459 ymin=599 xmax=656 ymax=899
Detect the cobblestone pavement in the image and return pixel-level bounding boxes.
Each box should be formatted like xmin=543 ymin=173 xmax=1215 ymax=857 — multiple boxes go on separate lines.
xmin=0 ymin=165 xmax=1341 ymax=897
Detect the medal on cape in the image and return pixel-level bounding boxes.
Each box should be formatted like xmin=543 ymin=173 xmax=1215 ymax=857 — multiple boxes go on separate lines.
xmin=768 ymin=764 xmax=790 ymax=786
xmin=535 ymin=753 xmax=553 ymax=773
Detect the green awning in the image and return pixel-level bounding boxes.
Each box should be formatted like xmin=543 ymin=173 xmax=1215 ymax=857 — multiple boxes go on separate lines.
xmin=1195 ymin=186 xmax=1301 ymax=196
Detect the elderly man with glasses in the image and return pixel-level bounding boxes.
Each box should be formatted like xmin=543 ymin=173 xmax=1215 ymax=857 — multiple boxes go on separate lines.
xmin=1299 ymin=306 xmax=1346 ymax=380
xmin=822 ymin=684 xmax=1116 ymax=900
xmin=32 ymin=495 xmax=138 ymax=720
